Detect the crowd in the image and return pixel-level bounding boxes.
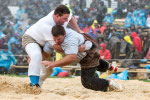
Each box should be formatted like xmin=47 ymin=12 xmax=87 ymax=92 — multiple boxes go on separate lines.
xmin=0 ymin=0 xmax=150 ymax=72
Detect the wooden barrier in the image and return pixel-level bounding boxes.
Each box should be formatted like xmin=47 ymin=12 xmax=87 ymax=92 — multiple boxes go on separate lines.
xmin=113 ymin=19 xmax=125 ymax=26
xmin=12 ymin=61 xmax=150 ymax=78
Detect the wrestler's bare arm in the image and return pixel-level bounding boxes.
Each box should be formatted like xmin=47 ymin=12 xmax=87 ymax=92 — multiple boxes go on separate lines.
xmin=68 ymin=16 xmax=83 ymax=33
xmin=42 ymin=54 xmax=77 ymax=68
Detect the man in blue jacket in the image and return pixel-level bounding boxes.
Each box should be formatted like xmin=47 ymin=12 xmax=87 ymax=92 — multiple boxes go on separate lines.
xmin=124 ymin=12 xmax=134 ymax=28
xmin=0 ymin=44 xmax=16 ymax=73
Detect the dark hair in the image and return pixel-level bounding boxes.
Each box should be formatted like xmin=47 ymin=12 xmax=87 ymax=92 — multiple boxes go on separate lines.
xmin=52 ymin=25 xmax=65 ymax=37
xmin=54 ymin=5 xmax=70 ymax=16
xmin=124 ymin=28 xmax=129 ymax=33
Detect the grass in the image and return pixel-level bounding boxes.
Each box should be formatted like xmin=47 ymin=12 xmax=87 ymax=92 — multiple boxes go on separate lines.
xmin=0 ymin=74 xmax=73 ymax=78
xmin=139 ymin=79 xmax=150 ymax=82
xmin=0 ymin=74 xmax=28 ymax=78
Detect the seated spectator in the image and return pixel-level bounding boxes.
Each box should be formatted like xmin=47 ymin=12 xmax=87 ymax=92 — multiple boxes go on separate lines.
xmin=121 ymin=45 xmax=141 ymax=68
xmin=87 ymin=29 xmax=97 ymax=40
xmin=97 ymin=34 xmax=108 ymax=49
xmin=93 ymin=23 xmax=100 ymax=35
xmin=103 ymin=28 xmax=110 ymax=40
xmin=8 ymin=33 xmax=20 ymax=50
xmin=15 ymin=24 xmax=24 ymax=36
xmin=124 ymin=12 xmax=134 ymax=28
xmin=142 ymin=5 xmax=150 ymax=18
xmin=0 ymin=44 xmax=16 ymax=73
xmin=123 ymin=35 xmax=133 ymax=54
xmin=91 ymin=20 xmax=100 ymax=29
xmin=104 ymin=13 xmax=113 ymax=25
xmin=99 ymin=22 xmax=107 ymax=35
xmin=78 ymin=18 xmax=86 ymax=29
xmin=82 ymin=22 xmax=92 ymax=33
xmin=134 ymin=13 xmax=146 ymax=28
xmin=16 ymin=5 xmax=25 ymax=20
xmin=130 ymin=32 xmax=142 ymax=53
xmin=99 ymin=43 xmax=111 ymax=61
xmin=104 ymin=9 xmax=117 ymax=25
xmin=133 ymin=7 xmax=142 ymax=18
xmin=108 ymin=32 xmax=121 ymax=59
xmin=130 ymin=24 xmax=136 ymax=32
xmin=10 ymin=43 xmax=17 ymax=55
xmin=2 ymin=20 xmax=14 ymax=40
xmin=13 ymin=20 xmax=22 ymax=32
xmin=142 ymin=33 xmax=150 ymax=57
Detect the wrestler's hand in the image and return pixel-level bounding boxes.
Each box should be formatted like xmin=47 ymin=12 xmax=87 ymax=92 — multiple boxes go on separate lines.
xmin=27 ymin=56 xmax=31 ymax=64
xmin=78 ymin=44 xmax=85 ymax=52
xmin=42 ymin=61 xmax=55 ymax=68
xmin=79 ymin=30 xmax=84 ymax=33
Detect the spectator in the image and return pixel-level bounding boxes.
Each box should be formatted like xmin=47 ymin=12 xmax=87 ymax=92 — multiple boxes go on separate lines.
xmin=0 ymin=44 xmax=16 ymax=73
xmin=99 ymin=22 xmax=107 ymax=35
xmin=142 ymin=5 xmax=150 ymax=18
xmin=78 ymin=18 xmax=86 ymax=29
xmin=88 ymin=29 xmax=97 ymax=40
xmin=93 ymin=23 xmax=100 ymax=35
xmin=123 ymin=35 xmax=133 ymax=54
xmin=99 ymin=43 xmax=111 ymax=61
xmin=143 ymin=32 xmax=150 ymax=57
xmin=104 ymin=13 xmax=113 ymax=25
xmin=13 ymin=21 xmax=22 ymax=32
xmin=121 ymin=45 xmax=141 ymax=68
xmin=103 ymin=28 xmax=110 ymax=41
xmin=124 ymin=12 xmax=134 ymax=28
xmin=15 ymin=24 xmax=24 ymax=36
xmin=130 ymin=32 xmax=142 ymax=53
xmin=10 ymin=43 xmax=17 ymax=55
xmin=134 ymin=13 xmax=146 ymax=28
xmin=104 ymin=10 xmax=117 ymax=25
xmin=133 ymin=7 xmax=142 ymax=18
xmin=91 ymin=20 xmax=99 ymax=29
xmin=82 ymin=22 xmax=92 ymax=33
xmin=16 ymin=5 xmax=25 ymax=20
xmin=123 ymin=28 xmax=131 ymax=36
xmin=118 ymin=0 xmax=128 ymax=18
xmin=130 ymin=24 xmax=136 ymax=32
xmin=8 ymin=33 xmax=20 ymax=50
xmin=2 ymin=20 xmax=14 ymax=41
xmin=96 ymin=1 xmax=107 ymax=25
xmin=97 ymin=34 xmax=108 ymax=49
xmin=108 ymin=32 xmax=121 ymax=59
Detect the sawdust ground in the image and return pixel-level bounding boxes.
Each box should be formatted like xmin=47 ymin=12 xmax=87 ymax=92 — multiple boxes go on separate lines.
xmin=0 ymin=76 xmax=150 ymax=100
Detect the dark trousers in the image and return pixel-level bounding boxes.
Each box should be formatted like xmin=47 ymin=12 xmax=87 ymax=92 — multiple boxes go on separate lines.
xmin=81 ymin=59 xmax=109 ymax=92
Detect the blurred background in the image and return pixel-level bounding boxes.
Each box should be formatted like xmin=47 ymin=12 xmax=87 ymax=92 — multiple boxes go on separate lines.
xmin=0 ymin=0 xmax=150 ymax=76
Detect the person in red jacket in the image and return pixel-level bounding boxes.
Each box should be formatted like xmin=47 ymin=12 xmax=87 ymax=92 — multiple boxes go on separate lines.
xmin=82 ymin=22 xmax=92 ymax=33
xmin=130 ymin=32 xmax=142 ymax=53
xmin=99 ymin=43 xmax=111 ymax=61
